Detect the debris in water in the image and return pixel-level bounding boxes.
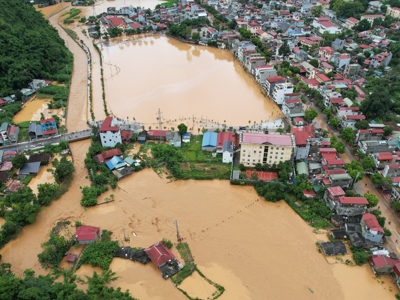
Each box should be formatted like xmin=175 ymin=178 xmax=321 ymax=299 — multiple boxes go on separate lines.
xmin=308 ymin=287 xmax=314 ymax=294
xmin=132 ymin=232 xmax=137 ymax=237
xmin=142 ymin=197 xmax=147 ymax=200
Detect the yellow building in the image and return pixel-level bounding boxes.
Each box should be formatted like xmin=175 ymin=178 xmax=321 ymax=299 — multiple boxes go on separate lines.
xmin=386 ymin=7 xmax=400 ymax=18
xmin=239 ymin=133 xmax=295 ymax=166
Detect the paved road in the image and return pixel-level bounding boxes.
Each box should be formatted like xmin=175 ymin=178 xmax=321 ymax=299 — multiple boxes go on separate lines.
xmin=0 ymin=129 xmax=92 ymax=152
xmin=302 ymin=92 xmax=400 ymax=255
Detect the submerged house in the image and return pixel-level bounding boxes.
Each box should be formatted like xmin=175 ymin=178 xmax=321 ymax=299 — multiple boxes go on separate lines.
xmin=144 ymin=241 xmax=182 ymax=279
xmin=74 ymin=225 xmax=100 ymax=245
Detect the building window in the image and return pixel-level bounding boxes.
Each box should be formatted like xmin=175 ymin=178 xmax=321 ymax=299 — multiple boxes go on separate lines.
xmin=109 ymin=139 xmax=111 ymax=141
xmin=280 ymin=157 xmax=283 ymax=160
xmin=258 ymin=159 xmax=260 ymax=162
xmin=243 ymin=149 xmax=246 ymax=152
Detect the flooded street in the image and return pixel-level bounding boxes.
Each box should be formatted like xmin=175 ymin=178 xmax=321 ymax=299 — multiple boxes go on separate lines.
xmin=100 ymin=36 xmax=283 ymax=126
xmin=0 ymin=151 xmax=396 ymax=299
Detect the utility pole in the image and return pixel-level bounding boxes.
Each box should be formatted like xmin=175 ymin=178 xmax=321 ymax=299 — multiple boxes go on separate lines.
xmin=122 ymin=225 xmax=126 ymax=241
xmin=174 ymin=220 xmax=181 ymax=242
xmin=156 ymin=108 xmax=163 ymax=142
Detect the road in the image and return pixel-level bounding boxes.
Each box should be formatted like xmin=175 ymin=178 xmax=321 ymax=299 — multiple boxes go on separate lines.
xmin=302 ymin=91 xmax=400 ymax=255
xmin=0 ymin=129 xmax=92 ymax=152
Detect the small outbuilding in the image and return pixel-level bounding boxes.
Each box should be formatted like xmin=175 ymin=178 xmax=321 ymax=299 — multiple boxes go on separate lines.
xmin=106 ymin=156 xmax=125 ymax=170
xmin=321 ymin=241 xmax=348 ymax=256
xmin=66 ymin=253 xmax=78 ymax=263
xmin=74 ymin=225 xmax=100 ymax=245
xmin=222 ymin=140 xmax=233 ymax=163
xmin=144 ymin=241 xmax=182 ymax=278
xmin=201 ymin=132 xmax=218 ymax=151
xmin=170 ymin=132 xmax=181 ymax=149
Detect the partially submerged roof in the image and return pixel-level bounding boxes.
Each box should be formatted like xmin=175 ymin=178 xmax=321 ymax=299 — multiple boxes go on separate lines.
xmin=75 ymin=225 xmax=99 ymax=241
xmin=102 ymin=148 xmax=123 ymax=159
xmin=144 ymin=241 xmax=177 ymax=268
xmin=19 ymin=162 xmax=41 ymax=174
xmin=321 ymin=241 xmax=348 ymax=256
xmin=370 ymin=255 xmax=399 ymax=267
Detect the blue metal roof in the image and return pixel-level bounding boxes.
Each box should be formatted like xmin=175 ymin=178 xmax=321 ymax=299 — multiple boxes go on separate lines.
xmin=202 ymin=132 xmax=218 ymax=147
xmin=106 ymin=156 xmax=124 ymax=170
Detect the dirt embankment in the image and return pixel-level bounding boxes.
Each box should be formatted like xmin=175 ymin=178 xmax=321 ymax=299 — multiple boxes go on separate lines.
xmin=48 ymin=8 xmax=89 ymax=132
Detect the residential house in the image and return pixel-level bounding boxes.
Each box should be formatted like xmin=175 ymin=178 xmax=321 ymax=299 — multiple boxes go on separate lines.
xmin=361 ymin=213 xmax=384 ymax=244
xmin=74 ymin=225 xmax=100 ymax=245
xmin=282 ymin=99 xmax=305 ymax=121
xmin=222 ymin=140 xmax=233 ymax=163
xmin=315 ymin=73 xmax=332 ymax=85
xmin=386 ymin=6 xmax=400 ymax=18
xmin=331 ymin=54 xmax=351 ymax=73
xmin=394 ymin=263 xmax=400 ymax=290
xmin=321 ymin=61 xmax=334 ymax=73
xmin=327 ymin=172 xmax=353 ymax=188
xmin=383 ymin=164 xmax=400 ymax=178
xmin=29 ymin=79 xmax=50 ymax=90
xmin=345 ymin=17 xmax=359 ymax=29
xmin=263 ymin=76 xmax=286 ymax=96
xmin=170 ymin=132 xmax=182 ymax=148
xmin=337 ymin=106 xmax=360 ymax=118
xmin=360 ymin=14 xmax=384 ymax=25
xmin=28 ymin=153 xmax=51 ymax=165
xmin=355 ymin=129 xmax=384 ymax=143
xmin=370 ymin=52 xmax=392 ymax=68
xmin=144 ymin=241 xmax=181 ymax=278
xmin=40 ymin=118 xmax=58 ymax=138
xmin=321 ymin=241 xmax=348 ymax=256
xmin=332 ymin=39 xmax=345 ymax=50
xmin=340 ymin=115 xmax=366 ymax=130
xmin=5 ymin=181 xmax=25 ymax=194
xmin=255 ymin=65 xmax=277 ymax=85
xmin=19 ymin=162 xmax=41 ymax=175
xmin=346 ymin=64 xmax=361 ymax=76
xmin=370 ymin=255 xmax=399 ymax=275
xmin=319 ymin=46 xmax=335 ymax=60
xmin=272 ymin=83 xmax=294 ymax=105
xmin=28 ymin=123 xmax=43 ymax=140
xmin=239 ymin=133 xmax=295 ymax=166
xmin=106 ymin=156 xmax=126 ymax=170
xmin=301 ymin=2 xmax=316 ymax=13
xmin=301 ymin=61 xmax=317 ymax=79
xmin=316 ymin=20 xmax=341 ymax=34
xmin=371 ymin=152 xmax=399 ymax=169
xmin=324 ymin=186 xmax=346 ymax=206
xmin=293 ymin=131 xmax=310 ymax=160
xmin=335 ymin=197 xmax=369 ymax=216
xmin=99 ymin=117 xmax=122 ymax=147
xmin=202 ymin=132 xmax=218 ymax=151
xmin=358 ymin=140 xmax=395 ymax=155
xmin=217 ymin=132 xmax=238 ymax=153
xmin=7 ymin=125 xmax=19 ymax=143
xmin=148 ymin=130 xmax=169 ymax=141
xmin=247 ymin=56 xmax=266 ymax=75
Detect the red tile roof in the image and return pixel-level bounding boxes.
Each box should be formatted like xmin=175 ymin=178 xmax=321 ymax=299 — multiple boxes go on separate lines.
xmin=102 ymin=148 xmax=123 ymax=159
xmin=320 ymin=148 xmax=337 ymax=154
xmin=40 ymin=118 xmax=55 ymax=124
xmin=145 ymin=241 xmax=177 ymax=268
xmin=217 ymin=132 xmax=238 ymax=148
xmin=370 ymin=255 xmax=399 ymax=267
xmin=294 ymin=131 xmax=309 ymax=147
xmin=100 ymin=117 xmax=119 ymax=132
xmin=267 ymin=76 xmax=286 ymax=83
xmin=363 ymin=213 xmax=384 ymax=233
xmin=6 ymin=181 xmax=25 ymax=193
xmin=338 ymin=197 xmax=368 ymax=205
xmin=327 ymin=159 xmax=345 ymax=165
xmin=345 ymin=115 xmax=366 ymax=120
xmin=316 ymin=73 xmax=330 ymax=82
xmin=388 ymin=165 xmax=400 ymax=169
xmin=43 ymin=129 xmax=57 ymax=135
xmin=148 ymin=130 xmax=167 ymax=137
xmin=326 ymin=169 xmax=346 ymax=175
xmin=347 ymin=17 xmax=359 ymax=23
xmin=319 ymin=21 xmax=337 ymax=28
xmin=75 ymin=225 xmax=99 ymax=241
xmin=121 ymin=130 xmax=132 ymax=141
xmin=327 ymin=186 xmax=345 ymax=197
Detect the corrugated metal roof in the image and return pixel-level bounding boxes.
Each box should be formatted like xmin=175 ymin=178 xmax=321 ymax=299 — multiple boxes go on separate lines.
xmin=202 ymin=132 xmax=218 ymax=147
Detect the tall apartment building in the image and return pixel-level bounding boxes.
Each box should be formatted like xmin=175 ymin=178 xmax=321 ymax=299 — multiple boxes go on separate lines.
xmin=239 ymin=133 xmax=295 ymax=166
xmin=386 ymin=6 xmax=400 ymax=18
xmin=272 ymin=83 xmax=294 ymax=105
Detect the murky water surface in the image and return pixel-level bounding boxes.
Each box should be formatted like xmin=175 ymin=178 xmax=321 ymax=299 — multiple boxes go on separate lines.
xmin=100 ymin=36 xmax=283 ymax=126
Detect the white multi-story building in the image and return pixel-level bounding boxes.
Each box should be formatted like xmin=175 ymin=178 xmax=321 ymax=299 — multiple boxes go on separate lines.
xmin=360 ymin=14 xmax=384 ymax=25
xmin=100 ymin=117 xmax=122 ymax=147
xmin=272 ymin=83 xmax=294 ymax=105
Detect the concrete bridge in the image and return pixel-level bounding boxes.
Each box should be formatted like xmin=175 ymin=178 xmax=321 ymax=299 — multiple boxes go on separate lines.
xmin=0 ymin=129 xmax=92 ymax=152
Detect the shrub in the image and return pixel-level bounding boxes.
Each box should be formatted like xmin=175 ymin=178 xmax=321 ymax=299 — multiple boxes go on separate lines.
xmin=76 ymin=241 xmax=119 ymax=270
xmin=162 ymin=238 xmax=173 ymax=249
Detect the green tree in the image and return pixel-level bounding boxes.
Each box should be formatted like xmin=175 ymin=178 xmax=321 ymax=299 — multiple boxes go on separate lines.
xmin=12 ymin=154 xmax=28 ymax=169
xmin=51 ymin=157 xmax=75 ymax=184
xmin=371 ymin=172 xmax=392 ymax=189
xmin=333 ymin=140 xmax=345 ymax=154
xmin=177 ymin=123 xmax=188 ymax=136
xmin=192 ymin=32 xmax=200 ymax=43
xmin=37 ymin=183 xmax=59 ymax=206
xmin=304 ymin=109 xmax=318 ymax=121
xmin=309 ymin=59 xmax=319 ymax=68
xmin=364 ymin=193 xmax=379 ymax=208
xmin=362 ymin=156 xmax=375 ymax=171
xmin=278 ymin=41 xmax=291 ymax=59
xmin=330 ymin=117 xmax=340 ymax=128
xmin=355 ymin=120 xmax=369 ymax=129
xmin=354 ymin=18 xmax=371 ymax=31
xmin=361 ymin=86 xmax=392 ymax=119
xmin=311 ymin=5 xmax=323 ymax=16
xmin=341 ymin=127 xmax=354 ymax=144
xmin=357 ymin=151 xmax=366 ymax=159
xmin=323 ymin=109 xmax=332 ymax=118
xmin=383 ymin=125 xmax=394 ymax=137
xmin=251 ymin=172 xmax=259 ymax=180
xmin=344 ymin=160 xmax=364 ymax=183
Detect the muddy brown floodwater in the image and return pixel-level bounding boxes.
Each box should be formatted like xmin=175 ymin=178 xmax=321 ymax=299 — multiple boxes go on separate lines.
xmin=0 ymin=139 xmax=395 ymax=300
xmin=100 ymin=36 xmax=283 ymax=126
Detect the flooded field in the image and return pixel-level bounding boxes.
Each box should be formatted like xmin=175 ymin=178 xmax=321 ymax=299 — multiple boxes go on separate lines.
xmin=100 ymin=36 xmax=283 ymax=126
xmin=13 ymin=97 xmax=64 ymax=124
xmin=0 ymin=140 xmax=396 ymax=300
xmin=86 ymin=0 xmax=163 ymax=17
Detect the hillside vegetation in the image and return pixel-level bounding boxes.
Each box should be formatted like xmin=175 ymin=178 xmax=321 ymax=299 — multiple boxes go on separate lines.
xmin=0 ymin=0 xmax=70 ymax=96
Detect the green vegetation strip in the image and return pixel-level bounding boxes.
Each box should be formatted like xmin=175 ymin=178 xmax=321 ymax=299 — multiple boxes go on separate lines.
xmin=62 ymin=8 xmax=82 ymax=24
xmin=81 ymin=40 xmax=95 ymax=120
xmin=93 ymin=42 xmax=110 ymax=116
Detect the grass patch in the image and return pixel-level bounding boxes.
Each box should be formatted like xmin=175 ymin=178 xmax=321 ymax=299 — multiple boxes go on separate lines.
xmin=286 ymin=198 xmax=332 ymax=230
xmin=177 ymin=242 xmax=194 ymax=264
xmin=18 ymin=128 xmax=29 ymax=143
xmin=171 ymin=262 xmax=196 ymax=285
xmin=63 ymin=27 xmax=78 ymax=40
